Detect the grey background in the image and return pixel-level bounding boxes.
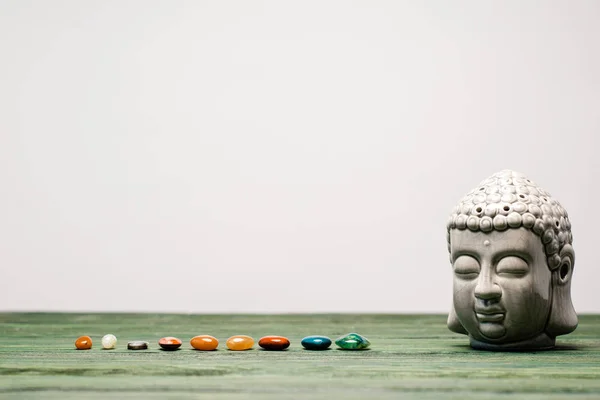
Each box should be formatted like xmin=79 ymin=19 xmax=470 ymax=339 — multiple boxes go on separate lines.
xmin=1 ymin=1 xmax=598 ymax=313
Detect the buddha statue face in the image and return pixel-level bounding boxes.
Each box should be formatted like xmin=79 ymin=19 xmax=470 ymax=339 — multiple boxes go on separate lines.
xmin=451 ymin=228 xmax=552 ymax=346
xmin=446 ymin=170 xmax=577 ymax=350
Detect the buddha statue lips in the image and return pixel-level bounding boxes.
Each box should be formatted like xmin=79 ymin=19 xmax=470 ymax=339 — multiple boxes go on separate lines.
xmin=446 ymin=170 xmax=577 ymax=351
xmin=474 ymin=306 xmax=505 ymax=323
xmin=473 ymin=300 xmax=507 ymax=338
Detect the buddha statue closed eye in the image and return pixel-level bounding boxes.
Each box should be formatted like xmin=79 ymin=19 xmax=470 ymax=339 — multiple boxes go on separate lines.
xmin=446 ymin=170 xmax=577 ymax=350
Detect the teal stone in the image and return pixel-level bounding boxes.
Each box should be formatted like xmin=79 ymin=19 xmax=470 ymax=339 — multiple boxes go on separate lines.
xmin=335 ymin=333 xmax=370 ymax=350
xmin=301 ymin=335 xmax=332 ymax=350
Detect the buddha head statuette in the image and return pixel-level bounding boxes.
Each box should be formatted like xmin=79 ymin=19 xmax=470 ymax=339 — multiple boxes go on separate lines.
xmin=446 ymin=170 xmax=577 ymax=350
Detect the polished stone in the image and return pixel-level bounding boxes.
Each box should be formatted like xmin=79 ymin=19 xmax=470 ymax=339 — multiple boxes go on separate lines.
xmin=335 ymin=333 xmax=370 ymax=350
xmin=158 ymin=337 xmax=182 ymax=350
xmin=75 ymin=336 xmax=92 ymax=350
xmin=258 ymin=336 xmax=290 ymax=351
xmin=301 ymin=335 xmax=332 ymax=350
xmin=101 ymin=334 xmax=117 ymax=350
xmin=226 ymin=335 xmax=254 ymax=351
xmin=190 ymin=335 xmax=219 ymax=351
xmin=127 ymin=341 xmax=149 ymax=350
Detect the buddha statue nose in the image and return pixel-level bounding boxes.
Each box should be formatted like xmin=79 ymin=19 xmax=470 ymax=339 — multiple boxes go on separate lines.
xmin=474 ymin=272 xmax=502 ymax=301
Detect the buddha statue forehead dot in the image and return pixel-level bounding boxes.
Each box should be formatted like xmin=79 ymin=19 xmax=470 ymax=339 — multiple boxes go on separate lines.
xmin=446 ymin=169 xmax=577 ymax=351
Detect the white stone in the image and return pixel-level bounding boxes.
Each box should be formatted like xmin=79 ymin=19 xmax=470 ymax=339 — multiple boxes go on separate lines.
xmin=102 ymin=334 xmax=117 ymax=349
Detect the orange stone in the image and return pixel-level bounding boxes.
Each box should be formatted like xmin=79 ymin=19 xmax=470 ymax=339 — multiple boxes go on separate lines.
xmin=226 ymin=335 xmax=254 ymax=351
xmin=190 ymin=335 xmax=219 ymax=351
xmin=75 ymin=336 xmax=92 ymax=350
xmin=258 ymin=335 xmax=290 ymax=351
xmin=158 ymin=336 xmax=182 ymax=350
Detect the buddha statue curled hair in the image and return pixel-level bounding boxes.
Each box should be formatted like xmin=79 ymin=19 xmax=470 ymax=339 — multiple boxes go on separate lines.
xmin=446 ymin=169 xmax=574 ymax=271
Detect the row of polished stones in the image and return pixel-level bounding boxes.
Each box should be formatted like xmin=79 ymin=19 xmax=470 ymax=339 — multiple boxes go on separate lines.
xmin=74 ymin=332 xmax=370 ymax=351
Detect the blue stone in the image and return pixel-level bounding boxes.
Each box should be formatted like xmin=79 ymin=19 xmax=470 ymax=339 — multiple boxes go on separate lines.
xmin=301 ymin=335 xmax=332 ymax=350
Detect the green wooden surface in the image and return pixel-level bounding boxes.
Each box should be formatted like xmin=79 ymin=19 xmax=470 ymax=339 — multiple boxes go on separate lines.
xmin=1 ymin=313 xmax=600 ymax=399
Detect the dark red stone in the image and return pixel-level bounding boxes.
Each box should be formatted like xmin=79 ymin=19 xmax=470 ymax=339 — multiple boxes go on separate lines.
xmin=158 ymin=336 xmax=182 ymax=350
xmin=258 ymin=336 xmax=290 ymax=351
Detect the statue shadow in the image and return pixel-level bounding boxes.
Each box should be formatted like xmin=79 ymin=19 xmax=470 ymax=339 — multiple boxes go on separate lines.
xmin=449 ymin=343 xmax=591 ymax=352
xmin=553 ymin=343 xmax=591 ymax=351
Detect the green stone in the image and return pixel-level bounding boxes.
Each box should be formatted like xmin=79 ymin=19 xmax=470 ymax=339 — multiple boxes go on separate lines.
xmin=335 ymin=332 xmax=370 ymax=350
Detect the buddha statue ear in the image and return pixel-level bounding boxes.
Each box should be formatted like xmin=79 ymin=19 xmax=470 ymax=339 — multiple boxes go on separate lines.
xmin=546 ymin=244 xmax=578 ymax=337
xmin=448 ymin=304 xmax=468 ymax=335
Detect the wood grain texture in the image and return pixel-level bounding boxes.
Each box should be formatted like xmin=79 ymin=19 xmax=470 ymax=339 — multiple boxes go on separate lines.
xmin=1 ymin=313 xmax=599 ymax=399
